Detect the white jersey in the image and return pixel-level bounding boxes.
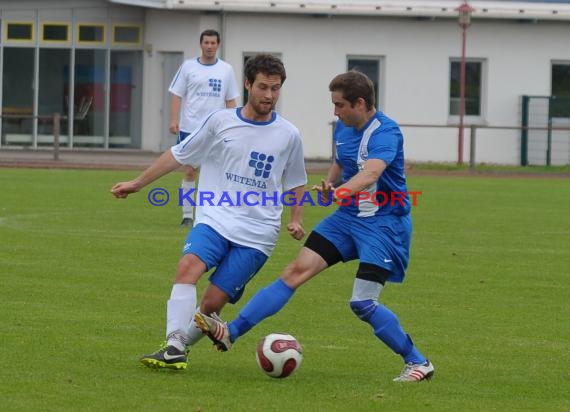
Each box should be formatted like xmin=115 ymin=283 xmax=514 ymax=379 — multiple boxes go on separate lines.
xmin=169 ymin=57 xmax=239 ymax=132
xmin=171 ymin=108 xmax=307 ymax=256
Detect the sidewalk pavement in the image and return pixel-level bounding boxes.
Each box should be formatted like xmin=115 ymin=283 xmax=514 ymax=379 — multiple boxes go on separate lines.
xmin=0 ymin=148 xmax=331 ymax=173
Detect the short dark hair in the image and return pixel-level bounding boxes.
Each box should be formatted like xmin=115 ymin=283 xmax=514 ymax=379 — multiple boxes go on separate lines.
xmin=244 ymin=54 xmax=286 ymax=85
xmin=329 ymin=70 xmax=375 ymax=110
xmin=200 ymin=29 xmax=220 ymax=44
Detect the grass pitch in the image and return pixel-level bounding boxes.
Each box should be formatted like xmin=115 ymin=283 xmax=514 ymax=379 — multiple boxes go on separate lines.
xmin=1 ymin=168 xmax=569 ymax=411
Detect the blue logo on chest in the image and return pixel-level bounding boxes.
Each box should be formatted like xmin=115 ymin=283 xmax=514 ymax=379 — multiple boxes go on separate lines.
xmin=249 ymin=151 xmax=275 ymax=178
xmin=209 ymin=78 xmax=222 ymax=92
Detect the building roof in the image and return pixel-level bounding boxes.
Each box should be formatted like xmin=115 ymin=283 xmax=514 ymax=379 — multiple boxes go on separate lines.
xmin=109 ymin=0 xmax=570 ymax=21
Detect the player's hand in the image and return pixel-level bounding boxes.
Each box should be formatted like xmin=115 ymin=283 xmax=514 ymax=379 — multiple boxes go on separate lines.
xmin=311 ymin=179 xmax=334 ymax=205
xmin=287 ymin=222 xmax=305 ymax=240
xmin=110 ymin=181 xmax=139 ymax=199
xmin=169 ymin=122 xmax=180 ymax=135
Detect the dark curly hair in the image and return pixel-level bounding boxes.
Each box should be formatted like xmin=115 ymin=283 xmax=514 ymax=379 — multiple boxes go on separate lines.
xmin=244 ymin=54 xmax=286 ymax=85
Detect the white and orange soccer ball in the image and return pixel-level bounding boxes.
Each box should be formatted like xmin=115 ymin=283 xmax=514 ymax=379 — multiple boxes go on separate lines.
xmin=255 ymin=333 xmax=303 ymax=378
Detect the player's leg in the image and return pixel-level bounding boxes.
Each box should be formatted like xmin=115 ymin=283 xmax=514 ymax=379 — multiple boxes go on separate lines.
xmin=196 ymin=212 xmax=354 ymax=350
xmin=349 ymin=271 xmax=434 ymax=381
xmin=350 ymin=214 xmax=434 ymax=381
xmin=184 ymin=283 xmax=231 ymax=350
xmin=184 ymin=309 xmax=206 ymax=350
xmin=227 ymin=244 xmax=329 ymax=341
xmin=180 ymin=166 xmax=197 ymax=227
xmin=195 ymin=244 xmax=328 ymax=351
xmin=172 ymin=224 xmax=231 ymax=346
xmin=193 ymin=244 xmax=268 ymax=350
xmin=348 ymin=265 xmax=426 ymax=359
xmin=140 ymin=224 xmax=228 ymax=369
xmin=139 ymin=253 xmax=206 ymax=370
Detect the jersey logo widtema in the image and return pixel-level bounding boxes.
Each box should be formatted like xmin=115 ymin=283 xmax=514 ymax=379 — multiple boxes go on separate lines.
xmin=249 ymin=151 xmax=275 ymax=178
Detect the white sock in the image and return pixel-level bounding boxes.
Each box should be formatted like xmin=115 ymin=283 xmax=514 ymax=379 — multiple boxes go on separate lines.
xmin=185 ymin=316 xmax=205 ymax=348
xmin=166 ymin=283 xmax=197 ymax=351
xmin=181 ymin=180 xmax=195 ymax=219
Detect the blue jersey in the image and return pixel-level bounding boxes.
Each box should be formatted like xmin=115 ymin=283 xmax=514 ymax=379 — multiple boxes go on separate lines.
xmin=334 ymin=111 xmax=410 ymax=217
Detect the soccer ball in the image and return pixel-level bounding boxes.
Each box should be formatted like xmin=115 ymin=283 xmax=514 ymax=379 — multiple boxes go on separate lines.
xmin=255 ymin=333 xmax=303 ymax=378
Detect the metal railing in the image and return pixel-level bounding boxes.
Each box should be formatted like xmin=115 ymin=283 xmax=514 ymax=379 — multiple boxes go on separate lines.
xmin=1 ymin=113 xmax=65 ymax=160
xmin=401 ymin=123 xmax=570 ymax=170
xmin=3 ymin=115 xmax=570 ymax=167
xmin=331 ymin=121 xmax=570 ymax=170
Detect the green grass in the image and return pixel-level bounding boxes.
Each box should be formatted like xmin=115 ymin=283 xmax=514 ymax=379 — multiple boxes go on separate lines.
xmin=408 ymin=161 xmax=570 ymax=174
xmin=1 ymin=168 xmax=569 ymax=411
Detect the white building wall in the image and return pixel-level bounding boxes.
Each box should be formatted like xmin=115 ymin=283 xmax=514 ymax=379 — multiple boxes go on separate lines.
xmin=137 ymin=8 xmax=570 ymax=164
xmin=140 ymin=10 xmax=209 ymax=151
xmin=2 ymin=1 xmax=569 ymax=164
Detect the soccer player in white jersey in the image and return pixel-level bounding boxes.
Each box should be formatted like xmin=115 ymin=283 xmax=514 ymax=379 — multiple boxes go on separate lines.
xmin=196 ymin=71 xmax=435 ymax=382
xmin=111 ymin=54 xmax=307 ymax=370
xmin=169 ymin=29 xmax=240 ymax=228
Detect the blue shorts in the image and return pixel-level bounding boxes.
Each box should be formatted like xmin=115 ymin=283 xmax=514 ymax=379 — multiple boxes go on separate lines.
xmin=182 ymin=224 xmax=268 ymax=303
xmin=313 ymin=210 xmax=412 ymax=283
xmin=177 ymin=131 xmax=191 ymax=144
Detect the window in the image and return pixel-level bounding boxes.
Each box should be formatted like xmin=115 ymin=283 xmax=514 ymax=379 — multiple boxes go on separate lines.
xmin=2 ymin=48 xmax=35 ymax=146
xmin=73 ymin=49 xmax=107 ymax=146
xmin=347 ymin=58 xmax=380 ymax=107
xmin=109 ymin=51 xmax=143 ymax=148
xmin=113 ymin=24 xmax=141 ymax=45
xmin=551 ymin=63 xmax=570 ymax=118
xmin=38 ymin=48 xmax=71 ymax=145
xmin=0 ymin=14 xmax=142 ymax=150
xmin=6 ymin=22 xmax=34 ymax=41
xmin=42 ymin=23 xmax=69 ymax=42
xmin=77 ymin=23 xmax=105 ymax=44
xmin=450 ymin=59 xmax=482 ymax=117
xmin=242 ymin=54 xmax=253 ymax=105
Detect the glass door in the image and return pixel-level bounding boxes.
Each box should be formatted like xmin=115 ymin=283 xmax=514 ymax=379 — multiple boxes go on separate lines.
xmin=73 ymin=49 xmax=107 ymax=148
xmin=38 ymin=48 xmax=71 ymax=146
xmin=2 ymin=48 xmax=35 ymax=146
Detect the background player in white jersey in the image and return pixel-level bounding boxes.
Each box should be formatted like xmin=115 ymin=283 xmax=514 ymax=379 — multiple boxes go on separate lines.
xmin=111 ymin=54 xmax=307 ymax=370
xmin=196 ymin=71 xmax=435 ymax=383
xmin=169 ymin=29 xmax=239 ymax=228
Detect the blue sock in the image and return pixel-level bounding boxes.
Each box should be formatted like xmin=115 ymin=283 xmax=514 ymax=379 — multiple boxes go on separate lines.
xmin=369 ymin=304 xmax=426 ymax=364
xmin=228 ymin=278 xmax=295 ymax=342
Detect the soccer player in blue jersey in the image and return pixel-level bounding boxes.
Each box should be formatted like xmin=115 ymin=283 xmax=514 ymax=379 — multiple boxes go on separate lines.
xmin=196 ymin=70 xmax=435 ymax=382
xmin=111 ymin=54 xmax=307 ymax=371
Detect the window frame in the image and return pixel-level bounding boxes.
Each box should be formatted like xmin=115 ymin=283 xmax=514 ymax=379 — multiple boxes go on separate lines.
xmin=346 ymin=55 xmax=383 ymax=109
xmin=41 ymin=22 xmax=70 ymax=43
xmin=550 ymin=60 xmax=570 ymax=119
xmin=448 ymin=57 xmax=487 ymax=124
xmin=112 ymin=24 xmax=142 ymax=46
xmin=76 ymin=23 xmax=106 ymax=45
xmin=5 ymin=21 xmax=35 ymax=42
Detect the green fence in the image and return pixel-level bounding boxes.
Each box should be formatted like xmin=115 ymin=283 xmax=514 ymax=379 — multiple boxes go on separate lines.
xmin=521 ymin=95 xmax=570 ymax=166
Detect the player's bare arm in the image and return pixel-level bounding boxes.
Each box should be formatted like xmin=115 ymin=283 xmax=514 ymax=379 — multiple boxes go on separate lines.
xmin=111 ymin=150 xmax=182 ymax=198
xmin=286 ymin=185 xmax=306 ymax=240
xmin=225 ymin=99 xmax=237 ymax=108
xmin=333 ymin=158 xmax=386 ymax=199
xmin=169 ymin=94 xmax=182 ymax=134
xmin=325 ymin=161 xmax=342 ymax=186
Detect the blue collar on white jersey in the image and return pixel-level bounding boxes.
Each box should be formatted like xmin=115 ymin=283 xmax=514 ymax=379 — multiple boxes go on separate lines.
xmin=236 ymin=107 xmax=277 ymax=125
xmin=197 ymin=57 xmax=219 ymax=66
